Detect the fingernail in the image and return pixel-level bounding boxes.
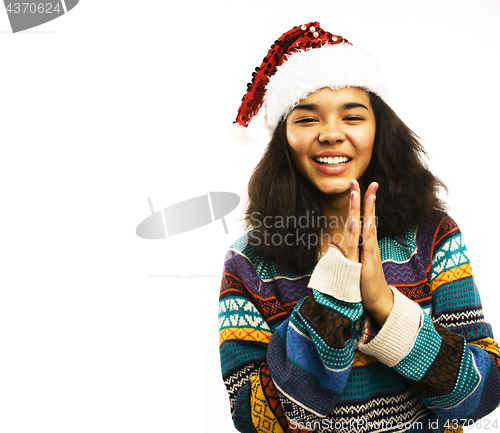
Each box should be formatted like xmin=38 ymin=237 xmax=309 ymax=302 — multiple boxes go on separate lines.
xmin=373 ymin=196 xmax=377 ymax=203
xmin=369 ymin=223 xmax=373 ymax=229
xmin=375 ymin=185 xmax=379 ymax=193
xmin=350 ymin=182 xmax=353 ymax=191
xmin=351 ymin=192 xmax=354 ymax=201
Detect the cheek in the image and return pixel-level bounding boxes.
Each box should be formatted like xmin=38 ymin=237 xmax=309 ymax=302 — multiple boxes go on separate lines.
xmin=353 ymin=129 xmax=375 ymax=158
xmin=286 ymin=134 xmax=311 ymax=177
xmin=286 ymin=134 xmax=302 ymax=154
xmin=288 ymin=145 xmax=307 ymax=175
xmin=286 ymin=129 xmax=313 ymax=156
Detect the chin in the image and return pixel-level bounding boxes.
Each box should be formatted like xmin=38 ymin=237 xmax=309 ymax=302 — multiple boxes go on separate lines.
xmin=317 ymin=180 xmax=350 ymax=195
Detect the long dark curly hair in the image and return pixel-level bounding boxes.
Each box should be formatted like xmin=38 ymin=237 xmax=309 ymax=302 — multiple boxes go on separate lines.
xmin=244 ymin=91 xmax=448 ymax=275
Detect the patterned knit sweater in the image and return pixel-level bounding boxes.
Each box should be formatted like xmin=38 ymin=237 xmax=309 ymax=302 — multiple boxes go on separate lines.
xmin=218 ymin=215 xmax=500 ymax=433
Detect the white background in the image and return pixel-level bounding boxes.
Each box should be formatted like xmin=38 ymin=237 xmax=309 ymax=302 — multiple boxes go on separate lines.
xmin=0 ymin=0 xmax=499 ymax=432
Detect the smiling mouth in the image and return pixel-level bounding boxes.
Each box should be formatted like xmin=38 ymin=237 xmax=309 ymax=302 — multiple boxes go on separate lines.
xmin=314 ymin=156 xmax=351 ymax=166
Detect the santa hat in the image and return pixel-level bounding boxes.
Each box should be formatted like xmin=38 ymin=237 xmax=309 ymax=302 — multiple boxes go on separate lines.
xmin=234 ymin=22 xmax=389 ymax=133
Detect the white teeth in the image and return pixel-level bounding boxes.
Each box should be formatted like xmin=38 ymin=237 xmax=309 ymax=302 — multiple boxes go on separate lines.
xmin=316 ymin=156 xmax=349 ymax=165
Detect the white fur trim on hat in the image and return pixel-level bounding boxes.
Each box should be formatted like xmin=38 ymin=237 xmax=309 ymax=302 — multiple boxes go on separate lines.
xmin=263 ymin=44 xmax=389 ymax=131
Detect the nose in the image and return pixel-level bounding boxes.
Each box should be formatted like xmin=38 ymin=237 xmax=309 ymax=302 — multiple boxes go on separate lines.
xmin=319 ymin=119 xmax=346 ymax=144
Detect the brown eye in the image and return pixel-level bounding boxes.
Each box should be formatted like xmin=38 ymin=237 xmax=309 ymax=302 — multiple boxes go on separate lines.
xmin=296 ymin=117 xmax=317 ymax=124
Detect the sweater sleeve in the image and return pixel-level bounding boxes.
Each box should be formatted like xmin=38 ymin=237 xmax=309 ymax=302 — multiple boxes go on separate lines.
xmin=219 ymin=243 xmax=362 ymax=432
xmin=358 ymin=216 xmax=500 ymax=424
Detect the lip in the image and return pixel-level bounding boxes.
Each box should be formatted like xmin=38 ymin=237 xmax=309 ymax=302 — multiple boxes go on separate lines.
xmin=312 ymin=159 xmax=352 ymax=175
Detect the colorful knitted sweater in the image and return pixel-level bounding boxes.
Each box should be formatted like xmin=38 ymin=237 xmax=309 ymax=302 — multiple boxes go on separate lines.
xmin=218 ymin=215 xmax=500 ymax=432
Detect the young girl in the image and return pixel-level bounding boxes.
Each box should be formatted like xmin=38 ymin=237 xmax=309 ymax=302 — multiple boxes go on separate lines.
xmin=219 ymin=22 xmax=500 ymax=433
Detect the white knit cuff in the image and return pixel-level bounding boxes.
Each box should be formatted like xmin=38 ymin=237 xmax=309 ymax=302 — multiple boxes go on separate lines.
xmin=358 ymin=286 xmax=423 ymax=367
xmin=308 ymin=246 xmax=362 ymax=303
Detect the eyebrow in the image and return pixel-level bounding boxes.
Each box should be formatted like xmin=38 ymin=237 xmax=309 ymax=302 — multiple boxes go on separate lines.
xmin=292 ymin=102 xmax=369 ymax=112
xmin=292 ymin=103 xmax=318 ymax=112
xmin=343 ymin=102 xmax=369 ymax=111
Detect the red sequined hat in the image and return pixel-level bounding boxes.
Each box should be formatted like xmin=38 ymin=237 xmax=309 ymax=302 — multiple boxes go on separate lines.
xmin=234 ymin=22 xmax=388 ymax=132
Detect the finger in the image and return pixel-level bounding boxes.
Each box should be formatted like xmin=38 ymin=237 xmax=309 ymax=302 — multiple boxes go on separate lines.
xmin=369 ymin=183 xmax=379 ymax=241
xmin=350 ymin=180 xmax=361 ymax=230
xmin=343 ymin=186 xmax=353 ymax=239
xmin=350 ymin=179 xmax=361 ymax=200
xmin=346 ymin=214 xmax=361 ymax=262
xmin=361 ymin=193 xmax=377 ymax=253
xmin=343 ymin=181 xmax=357 ymax=237
xmin=364 ymin=181 xmax=379 ymax=199
xmin=341 ymin=188 xmax=358 ymax=260
xmin=340 ymin=181 xmax=361 ymax=262
xmin=363 ymin=182 xmax=378 ymax=232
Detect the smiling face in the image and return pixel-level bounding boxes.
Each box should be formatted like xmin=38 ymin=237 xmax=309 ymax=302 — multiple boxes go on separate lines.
xmin=286 ymin=87 xmax=376 ymax=196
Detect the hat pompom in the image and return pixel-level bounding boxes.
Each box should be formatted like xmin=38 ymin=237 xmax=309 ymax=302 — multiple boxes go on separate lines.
xmin=230 ymin=122 xmax=254 ymax=145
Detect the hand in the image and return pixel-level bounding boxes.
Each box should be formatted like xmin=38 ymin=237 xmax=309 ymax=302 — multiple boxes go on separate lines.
xmin=349 ymin=180 xmax=394 ymax=326
xmin=337 ymin=182 xmax=361 ymax=263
